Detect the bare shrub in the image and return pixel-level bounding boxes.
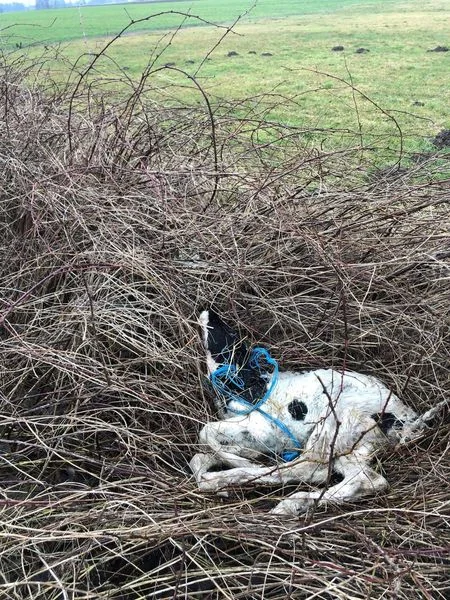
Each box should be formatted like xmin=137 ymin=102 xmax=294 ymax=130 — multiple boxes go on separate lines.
xmin=0 ymin=37 xmax=449 ymax=600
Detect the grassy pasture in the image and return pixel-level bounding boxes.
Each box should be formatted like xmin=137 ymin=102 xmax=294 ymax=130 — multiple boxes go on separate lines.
xmin=1 ymin=0 xmax=424 ymax=44
xmin=2 ymin=0 xmax=450 ymax=159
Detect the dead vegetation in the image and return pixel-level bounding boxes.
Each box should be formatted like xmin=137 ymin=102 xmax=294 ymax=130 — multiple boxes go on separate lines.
xmin=0 ymin=43 xmax=449 ymax=600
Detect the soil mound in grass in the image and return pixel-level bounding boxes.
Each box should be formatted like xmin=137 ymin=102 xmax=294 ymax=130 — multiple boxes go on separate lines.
xmin=1 ymin=56 xmax=449 ymax=600
xmin=432 ymin=128 xmax=450 ymax=148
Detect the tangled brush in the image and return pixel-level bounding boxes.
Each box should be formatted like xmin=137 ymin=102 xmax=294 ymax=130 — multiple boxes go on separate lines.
xmin=0 ymin=49 xmax=449 ymax=599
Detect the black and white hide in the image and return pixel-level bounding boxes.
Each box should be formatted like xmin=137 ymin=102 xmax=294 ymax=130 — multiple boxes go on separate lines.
xmin=190 ymin=310 xmax=445 ymax=516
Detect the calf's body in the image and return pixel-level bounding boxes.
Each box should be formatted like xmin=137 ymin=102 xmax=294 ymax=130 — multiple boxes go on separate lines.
xmin=190 ymin=310 xmax=440 ymax=516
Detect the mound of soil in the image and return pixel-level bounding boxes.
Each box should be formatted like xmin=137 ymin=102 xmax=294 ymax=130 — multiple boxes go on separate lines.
xmin=370 ymin=165 xmax=410 ymax=182
xmin=248 ymin=50 xmax=257 ymax=55
xmin=432 ymin=129 xmax=450 ymax=148
xmin=411 ymin=152 xmax=430 ymax=164
xmin=355 ymin=47 xmax=369 ymax=54
xmin=427 ymin=46 xmax=449 ymax=52
xmin=261 ymin=52 xmax=273 ymax=57
xmin=227 ymin=51 xmax=239 ymax=57
xmin=332 ymin=45 xmax=344 ymax=51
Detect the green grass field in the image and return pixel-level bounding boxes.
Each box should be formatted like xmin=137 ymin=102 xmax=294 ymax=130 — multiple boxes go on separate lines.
xmin=2 ymin=0 xmax=450 ymax=159
xmin=1 ymin=0 xmax=425 ymax=44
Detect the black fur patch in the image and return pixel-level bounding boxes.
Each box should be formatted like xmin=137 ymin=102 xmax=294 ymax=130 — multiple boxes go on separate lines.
xmin=329 ymin=471 xmax=345 ymax=485
xmin=371 ymin=412 xmax=405 ymax=435
xmin=288 ymin=399 xmax=308 ymax=421
xmin=205 ymin=310 xmax=248 ymax=365
xmin=237 ymin=364 xmax=269 ymax=404
xmin=204 ymin=310 xmax=270 ymax=405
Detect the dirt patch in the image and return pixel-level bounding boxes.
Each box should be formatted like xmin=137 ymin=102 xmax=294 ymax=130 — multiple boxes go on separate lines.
xmin=370 ymin=165 xmax=410 ymax=182
xmin=412 ymin=101 xmax=425 ymax=107
xmin=411 ymin=152 xmax=430 ymax=164
xmin=432 ymin=129 xmax=450 ymax=149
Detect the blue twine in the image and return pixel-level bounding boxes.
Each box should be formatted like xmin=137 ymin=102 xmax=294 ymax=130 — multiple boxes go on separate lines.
xmin=210 ymin=347 xmax=301 ymax=462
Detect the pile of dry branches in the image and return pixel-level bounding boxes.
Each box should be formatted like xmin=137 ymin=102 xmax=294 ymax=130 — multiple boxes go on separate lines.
xmin=0 ymin=49 xmax=449 ymax=600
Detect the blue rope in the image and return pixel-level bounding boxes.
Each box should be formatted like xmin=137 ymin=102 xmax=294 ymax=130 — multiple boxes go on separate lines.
xmin=210 ymin=347 xmax=301 ymax=462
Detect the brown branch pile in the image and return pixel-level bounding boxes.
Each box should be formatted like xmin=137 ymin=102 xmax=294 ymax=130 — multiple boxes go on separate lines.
xmin=0 ymin=48 xmax=449 ymax=600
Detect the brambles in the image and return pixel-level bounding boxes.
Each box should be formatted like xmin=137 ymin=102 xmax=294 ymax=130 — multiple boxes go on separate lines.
xmin=0 ymin=38 xmax=449 ymax=600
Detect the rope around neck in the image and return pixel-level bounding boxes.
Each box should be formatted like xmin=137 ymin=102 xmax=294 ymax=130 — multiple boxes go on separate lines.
xmin=210 ymin=347 xmax=301 ymax=462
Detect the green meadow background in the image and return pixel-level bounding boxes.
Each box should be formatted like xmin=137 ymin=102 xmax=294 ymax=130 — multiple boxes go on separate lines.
xmin=2 ymin=0 xmax=449 ymax=157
